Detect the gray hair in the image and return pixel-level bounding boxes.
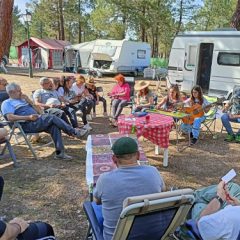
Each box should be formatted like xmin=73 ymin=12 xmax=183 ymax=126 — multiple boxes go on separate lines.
xmin=39 ymin=77 xmax=49 ymax=85
xmin=6 ymin=82 xmax=20 ymax=94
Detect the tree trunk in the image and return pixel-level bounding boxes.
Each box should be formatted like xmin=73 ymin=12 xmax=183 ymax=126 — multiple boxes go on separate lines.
xmin=78 ymin=0 xmax=82 ymax=43
xmin=58 ymin=0 xmax=65 ymax=40
xmin=231 ymin=0 xmax=240 ymax=29
xmin=0 ymin=0 xmax=14 ymax=60
xmin=176 ymin=0 xmax=183 ymax=35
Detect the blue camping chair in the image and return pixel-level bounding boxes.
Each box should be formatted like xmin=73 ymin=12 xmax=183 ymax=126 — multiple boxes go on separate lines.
xmin=83 ymin=188 xmax=195 ymax=240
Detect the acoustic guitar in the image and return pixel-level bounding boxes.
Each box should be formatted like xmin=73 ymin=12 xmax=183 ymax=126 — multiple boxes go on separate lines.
xmin=182 ymin=103 xmax=214 ymax=124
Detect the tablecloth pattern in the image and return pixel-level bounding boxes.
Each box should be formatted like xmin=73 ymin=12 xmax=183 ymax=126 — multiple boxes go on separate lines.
xmin=118 ymin=113 xmax=174 ymax=148
xmin=85 ymin=133 xmax=148 ymax=185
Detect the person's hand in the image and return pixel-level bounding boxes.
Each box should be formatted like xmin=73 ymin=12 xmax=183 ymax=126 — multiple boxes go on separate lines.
xmin=227 ymin=196 xmax=240 ymax=206
xmin=61 ymin=103 xmax=66 ymax=108
xmin=28 ymin=114 xmax=39 ymax=121
xmin=96 ymin=100 xmax=99 ymax=105
xmin=228 ymin=113 xmax=237 ymax=119
xmin=9 ymin=217 xmax=29 ymax=233
xmin=217 ymin=181 xmax=226 ymax=201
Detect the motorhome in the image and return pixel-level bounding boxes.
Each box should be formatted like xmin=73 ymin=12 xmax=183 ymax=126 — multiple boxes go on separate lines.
xmin=168 ymin=30 xmax=240 ymax=99
xmin=64 ymin=39 xmax=151 ymax=76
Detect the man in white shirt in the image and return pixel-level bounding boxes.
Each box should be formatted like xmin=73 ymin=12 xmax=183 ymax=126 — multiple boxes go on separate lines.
xmin=198 ymin=181 xmax=240 ymax=240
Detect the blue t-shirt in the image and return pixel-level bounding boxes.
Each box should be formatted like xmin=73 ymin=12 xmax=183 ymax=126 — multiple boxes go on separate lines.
xmin=93 ymin=165 xmax=165 ymax=240
xmin=1 ymin=98 xmax=37 ymax=118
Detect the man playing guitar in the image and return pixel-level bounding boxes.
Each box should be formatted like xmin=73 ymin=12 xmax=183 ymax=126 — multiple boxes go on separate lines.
xmin=181 ymin=85 xmax=211 ymax=145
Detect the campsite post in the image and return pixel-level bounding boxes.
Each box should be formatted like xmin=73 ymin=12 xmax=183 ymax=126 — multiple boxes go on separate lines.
xmin=22 ymin=10 xmax=33 ymax=78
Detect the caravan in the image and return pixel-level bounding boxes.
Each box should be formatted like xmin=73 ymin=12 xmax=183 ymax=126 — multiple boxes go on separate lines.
xmin=64 ymin=39 xmax=151 ymax=76
xmin=168 ymin=30 xmax=240 ymax=99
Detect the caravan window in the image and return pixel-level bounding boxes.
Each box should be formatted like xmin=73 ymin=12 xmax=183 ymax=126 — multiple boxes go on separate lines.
xmin=218 ymin=52 xmax=240 ymax=66
xmin=188 ymin=46 xmax=197 ymax=66
xmin=137 ymin=50 xmax=146 ymax=59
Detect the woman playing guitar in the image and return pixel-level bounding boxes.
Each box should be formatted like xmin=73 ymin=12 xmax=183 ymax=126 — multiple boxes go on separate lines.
xmin=182 ymin=85 xmax=211 ymax=145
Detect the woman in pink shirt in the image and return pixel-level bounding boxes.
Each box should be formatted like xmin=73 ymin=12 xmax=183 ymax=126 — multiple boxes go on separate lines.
xmin=108 ymin=74 xmax=130 ymax=126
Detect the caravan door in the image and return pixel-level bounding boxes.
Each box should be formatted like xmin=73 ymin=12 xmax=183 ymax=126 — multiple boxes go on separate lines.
xmin=196 ymin=43 xmax=214 ymax=93
xmin=182 ymin=43 xmax=200 ymax=92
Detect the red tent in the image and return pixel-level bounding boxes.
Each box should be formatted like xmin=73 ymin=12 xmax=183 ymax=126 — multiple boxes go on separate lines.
xmin=17 ymin=37 xmax=70 ymax=69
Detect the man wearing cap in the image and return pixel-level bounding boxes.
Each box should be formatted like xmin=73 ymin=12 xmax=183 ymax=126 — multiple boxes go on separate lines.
xmin=221 ymin=86 xmax=240 ymax=143
xmin=33 ymin=77 xmax=79 ymax=128
xmin=1 ymin=83 xmax=87 ymax=160
xmin=93 ymin=137 xmax=165 ymax=240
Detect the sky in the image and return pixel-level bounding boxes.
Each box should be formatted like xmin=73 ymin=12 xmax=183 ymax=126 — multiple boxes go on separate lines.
xmin=15 ymin=0 xmax=30 ymax=14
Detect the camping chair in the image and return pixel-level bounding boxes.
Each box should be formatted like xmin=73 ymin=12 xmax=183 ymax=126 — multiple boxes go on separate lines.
xmin=0 ymin=136 xmax=18 ymax=167
xmin=109 ymin=77 xmax=135 ymax=114
xmin=83 ymin=188 xmax=195 ymax=240
xmin=7 ymin=120 xmax=53 ymax=160
xmin=201 ymin=105 xmax=219 ymax=139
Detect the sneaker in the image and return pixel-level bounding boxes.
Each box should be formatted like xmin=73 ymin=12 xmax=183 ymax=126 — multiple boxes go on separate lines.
xmin=76 ymin=110 xmax=83 ymax=117
xmin=103 ymin=112 xmax=108 ymax=117
xmin=54 ymin=152 xmax=73 ymax=160
xmin=83 ymin=123 xmax=93 ymax=131
xmin=191 ymin=138 xmax=198 ymax=145
xmin=75 ymin=128 xmax=89 ymax=138
xmin=224 ymin=134 xmax=235 ymax=142
xmin=235 ymin=135 xmax=240 ymax=143
xmin=92 ymin=113 xmax=96 ymax=118
xmin=86 ymin=114 xmax=92 ymax=121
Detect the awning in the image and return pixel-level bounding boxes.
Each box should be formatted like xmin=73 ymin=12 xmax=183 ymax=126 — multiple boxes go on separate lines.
xmin=91 ymin=53 xmax=112 ymax=61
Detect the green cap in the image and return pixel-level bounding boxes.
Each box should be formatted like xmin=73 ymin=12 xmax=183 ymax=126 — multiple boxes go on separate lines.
xmin=111 ymin=137 xmax=138 ymax=155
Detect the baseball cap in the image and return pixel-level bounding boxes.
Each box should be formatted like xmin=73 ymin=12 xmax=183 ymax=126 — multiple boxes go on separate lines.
xmin=111 ymin=137 xmax=138 ymax=155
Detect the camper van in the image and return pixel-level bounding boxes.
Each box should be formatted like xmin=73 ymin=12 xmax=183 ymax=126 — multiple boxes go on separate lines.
xmin=168 ymin=30 xmax=240 ymax=99
xmin=64 ymin=39 xmax=151 ymax=76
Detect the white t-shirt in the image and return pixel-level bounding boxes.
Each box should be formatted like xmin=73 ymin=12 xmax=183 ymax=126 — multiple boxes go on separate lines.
xmin=71 ymin=82 xmax=85 ymax=96
xmin=198 ymin=205 xmax=240 ymax=240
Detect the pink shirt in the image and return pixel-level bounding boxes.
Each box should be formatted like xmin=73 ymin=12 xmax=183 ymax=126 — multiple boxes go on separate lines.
xmin=110 ymin=83 xmax=130 ymax=101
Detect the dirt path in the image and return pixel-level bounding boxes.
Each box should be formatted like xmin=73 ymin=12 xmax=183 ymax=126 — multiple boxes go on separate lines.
xmin=0 ymin=68 xmax=239 ymax=239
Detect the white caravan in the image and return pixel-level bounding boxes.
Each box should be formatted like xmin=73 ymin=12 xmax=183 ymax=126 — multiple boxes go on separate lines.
xmin=64 ymin=39 xmax=151 ymax=75
xmin=168 ymin=30 xmax=240 ymax=98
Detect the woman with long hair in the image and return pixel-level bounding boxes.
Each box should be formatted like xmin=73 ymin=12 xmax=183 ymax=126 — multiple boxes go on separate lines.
xmin=157 ymin=84 xmax=181 ymax=111
xmin=182 ymin=85 xmax=211 ymax=145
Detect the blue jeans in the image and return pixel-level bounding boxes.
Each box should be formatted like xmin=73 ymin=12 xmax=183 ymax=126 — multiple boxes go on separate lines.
xmin=221 ymin=113 xmax=240 ymax=135
xmin=181 ymin=116 xmax=206 ymax=139
xmin=21 ymin=114 xmax=76 ymax=154
xmin=111 ymin=99 xmax=128 ymax=119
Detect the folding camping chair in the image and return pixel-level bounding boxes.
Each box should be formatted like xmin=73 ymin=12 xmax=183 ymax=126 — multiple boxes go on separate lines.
xmin=83 ymin=188 xmax=195 ymax=240
xmin=7 ymin=121 xmax=53 ymax=160
xmin=0 ymin=136 xmax=18 ymax=167
xmin=201 ymin=105 xmax=219 ymax=139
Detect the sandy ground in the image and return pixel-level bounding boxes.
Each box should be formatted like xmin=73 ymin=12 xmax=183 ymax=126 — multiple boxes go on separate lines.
xmin=0 ymin=67 xmax=240 ymax=239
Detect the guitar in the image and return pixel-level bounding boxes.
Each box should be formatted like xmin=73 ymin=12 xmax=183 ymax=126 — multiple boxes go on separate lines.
xmin=182 ymin=103 xmax=215 ymax=124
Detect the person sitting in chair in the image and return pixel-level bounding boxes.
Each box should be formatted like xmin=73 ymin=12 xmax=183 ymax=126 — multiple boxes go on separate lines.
xmin=107 ymin=74 xmax=130 ymax=127
xmin=221 ymin=86 xmax=240 ymax=143
xmin=132 ymin=80 xmax=154 ymax=113
xmin=156 ymin=84 xmax=181 ymax=111
xmin=93 ymin=137 xmax=165 ymax=240
xmin=33 ymin=77 xmax=79 ymax=128
xmin=0 ymin=77 xmax=9 ymax=103
xmin=1 ymin=83 xmax=88 ymax=160
xmin=197 ymin=181 xmax=240 ymax=240
xmin=181 ymin=85 xmax=211 ymax=145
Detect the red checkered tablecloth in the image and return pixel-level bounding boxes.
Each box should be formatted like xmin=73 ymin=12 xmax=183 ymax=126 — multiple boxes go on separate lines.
xmin=118 ymin=113 xmax=174 ymax=148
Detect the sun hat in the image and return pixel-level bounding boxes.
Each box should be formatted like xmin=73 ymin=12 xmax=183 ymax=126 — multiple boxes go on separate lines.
xmin=46 ymin=98 xmax=61 ymax=106
xmin=86 ymin=77 xmax=95 ymax=85
xmin=134 ymin=80 xmax=150 ymax=91
xmin=114 ymin=74 xmax=125 ymax=82
xmin=111 ymin=137 xmax=138 ymax=155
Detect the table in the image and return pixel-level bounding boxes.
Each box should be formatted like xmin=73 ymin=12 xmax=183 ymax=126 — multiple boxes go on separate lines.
xmin=117 ymin=113 xmax=174 ymax=167
xmin=85 ymin=133 xmax=148 ymax=186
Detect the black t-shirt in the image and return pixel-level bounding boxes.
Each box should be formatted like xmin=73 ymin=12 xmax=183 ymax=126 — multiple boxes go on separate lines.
xmin=0 ymin=220 xmax=6 ymax=237
xmin=86 ymin=87 xmax=97 ymax=100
